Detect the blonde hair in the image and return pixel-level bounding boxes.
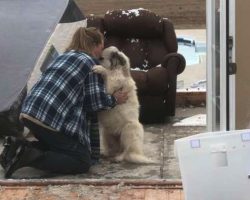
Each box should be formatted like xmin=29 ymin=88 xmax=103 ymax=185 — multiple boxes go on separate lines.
xmin=65 ymin=27 xmax=103 ymax=55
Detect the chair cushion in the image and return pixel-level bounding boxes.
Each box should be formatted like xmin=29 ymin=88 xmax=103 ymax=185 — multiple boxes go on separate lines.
xmin=131 ymin=67 xmax=168 ymax=95
xmin=106 ymin=37 xmax=147 ymax=69
xmin=106 ymin=37 xmax=168 ymax=70
xmin=131 ymin=70 xmax=147 ymax=94
xmin=146 ymin=67 xmax=168 ymax=95
xmin=146 ymin=39 xmax=168 ymax=68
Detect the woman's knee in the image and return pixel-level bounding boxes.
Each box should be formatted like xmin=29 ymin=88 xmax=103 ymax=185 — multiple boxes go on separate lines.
xmin=76 ymin=158 xmax=91 ymax=173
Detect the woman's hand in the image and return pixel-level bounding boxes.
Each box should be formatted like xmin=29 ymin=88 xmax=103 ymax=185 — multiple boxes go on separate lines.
xmin=113 ymin=89 xmax=128 ymax=105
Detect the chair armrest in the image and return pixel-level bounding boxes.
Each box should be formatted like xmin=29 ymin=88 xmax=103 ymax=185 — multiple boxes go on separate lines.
xmin=161 ymin=53 xmax=186 ymax=75
xmin=160 ymin=53 xmax=185 ymax=116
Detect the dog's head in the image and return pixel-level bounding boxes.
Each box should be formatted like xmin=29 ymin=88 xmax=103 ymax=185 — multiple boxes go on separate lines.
xmin=100 ymin=46 xmax=130 ymax=74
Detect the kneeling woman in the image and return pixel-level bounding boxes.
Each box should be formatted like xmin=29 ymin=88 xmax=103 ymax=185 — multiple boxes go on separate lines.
xmin=0 ymin=27 xmax=127 ymax=178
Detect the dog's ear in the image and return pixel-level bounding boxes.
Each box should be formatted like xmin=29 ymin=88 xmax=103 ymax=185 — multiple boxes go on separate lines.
xmin=110 ymin=52 xmax=126 ymax=67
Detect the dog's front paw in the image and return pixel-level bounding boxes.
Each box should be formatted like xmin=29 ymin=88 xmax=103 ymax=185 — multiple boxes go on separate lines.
xmin=113 ymin=154 xmax=124 ymax=162
xmin=92 ymin=65 xmax=106 ymax=75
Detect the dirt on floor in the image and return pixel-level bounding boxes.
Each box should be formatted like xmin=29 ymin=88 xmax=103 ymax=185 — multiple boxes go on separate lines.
xmin=0 ymin=106 xmax=205 ymax=200
xmin=0 ymin=106 xmax=206 ymax=180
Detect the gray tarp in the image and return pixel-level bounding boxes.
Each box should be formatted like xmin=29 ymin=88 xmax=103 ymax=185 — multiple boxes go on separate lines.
xmin=0 ymin=0 xmax=84 ymax=135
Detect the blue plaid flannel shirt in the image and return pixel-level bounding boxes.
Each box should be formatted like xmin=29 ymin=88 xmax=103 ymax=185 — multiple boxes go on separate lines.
xmin=21 ymin=50 xmax=116 ymax=150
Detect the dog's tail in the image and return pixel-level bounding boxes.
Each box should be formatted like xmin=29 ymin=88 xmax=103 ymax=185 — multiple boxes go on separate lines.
xmin=125 ymin=153 xmax=156 ymax=164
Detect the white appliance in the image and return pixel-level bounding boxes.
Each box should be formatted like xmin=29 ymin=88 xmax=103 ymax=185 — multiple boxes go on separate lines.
xmin=175 ymin=129 xmax=250 ymax=200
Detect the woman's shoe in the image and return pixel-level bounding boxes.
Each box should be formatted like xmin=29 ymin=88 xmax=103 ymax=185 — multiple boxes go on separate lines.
xmin=0 ymin=137 xmax=11 ymax=169
xmin=4 ymin=143 xmax=27 ymax=178
xmin=0 ymin=137 xmax=25 ymax=170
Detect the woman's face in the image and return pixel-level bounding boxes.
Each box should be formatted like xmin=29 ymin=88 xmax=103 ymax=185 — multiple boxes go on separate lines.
xmin=92 ymin=41 xmax=104 ymax=58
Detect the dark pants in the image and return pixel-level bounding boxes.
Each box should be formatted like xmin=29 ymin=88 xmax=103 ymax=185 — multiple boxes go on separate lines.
xmin=22 ymin=118 xmax=91 ymax=175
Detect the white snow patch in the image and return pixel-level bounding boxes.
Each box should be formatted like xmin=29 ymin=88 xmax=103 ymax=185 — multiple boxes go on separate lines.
xmin=173 ymin=114 xmax=206 ymax=126
xmin=131 ymin=68 xmax=148 ymax=72
xmin=130 ymin=38 xmax=139 ymax=43
xmin=142 ymin=59 xmax=149 ymax=68
xmin=121 ymin=8 xmax=145 ymax=17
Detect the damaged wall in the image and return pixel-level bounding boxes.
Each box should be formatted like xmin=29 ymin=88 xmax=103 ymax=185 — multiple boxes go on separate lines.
xmin=75 ymin=0 xmax=206 ymax=29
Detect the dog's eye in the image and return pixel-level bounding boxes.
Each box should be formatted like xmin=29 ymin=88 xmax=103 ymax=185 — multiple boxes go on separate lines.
xmin=99 ymin=57 xmax=104 ymax=61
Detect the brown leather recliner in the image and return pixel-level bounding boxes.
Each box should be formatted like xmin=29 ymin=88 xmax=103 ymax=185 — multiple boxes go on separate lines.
xmin=87 ymin=8 xmax=186 ymax=123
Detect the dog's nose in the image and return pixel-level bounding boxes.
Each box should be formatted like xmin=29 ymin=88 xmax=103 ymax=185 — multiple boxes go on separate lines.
xmin=99 ymin=57 xmax=104 ymax=61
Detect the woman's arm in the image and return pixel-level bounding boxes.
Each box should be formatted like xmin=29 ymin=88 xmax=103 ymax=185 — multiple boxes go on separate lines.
xmin=83 ymin=71 xmax=116 ymax=112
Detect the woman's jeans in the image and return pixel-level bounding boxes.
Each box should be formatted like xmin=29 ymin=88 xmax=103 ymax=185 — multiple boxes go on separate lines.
xmin=22 ymin=118 xmax=91 ymax=174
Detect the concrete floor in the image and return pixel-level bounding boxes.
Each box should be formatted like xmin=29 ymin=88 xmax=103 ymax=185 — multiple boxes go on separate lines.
xmin=0 ymin=106 xmax=206 ymax=180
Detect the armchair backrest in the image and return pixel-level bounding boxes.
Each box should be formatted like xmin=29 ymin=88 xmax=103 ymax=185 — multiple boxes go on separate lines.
xmin=87 ymin=8 xmax=178 ymax=70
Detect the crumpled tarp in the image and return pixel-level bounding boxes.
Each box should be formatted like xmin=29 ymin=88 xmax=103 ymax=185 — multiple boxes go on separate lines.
xmin=0 ymin=0 xmax=84 ymax=136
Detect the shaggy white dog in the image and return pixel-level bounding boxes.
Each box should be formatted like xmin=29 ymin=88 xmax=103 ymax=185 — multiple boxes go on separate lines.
xmin=93 ymin=46 xmax=153 ymax=163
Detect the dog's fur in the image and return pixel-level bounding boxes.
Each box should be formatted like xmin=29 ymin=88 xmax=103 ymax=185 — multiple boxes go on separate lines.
xmin=93 ymin=46 xmax=153 ymax=163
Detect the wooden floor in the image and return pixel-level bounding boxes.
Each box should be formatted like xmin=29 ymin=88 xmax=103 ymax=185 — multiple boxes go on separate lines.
xmin=0 ymin=179 xmax=184 ymax=200
xmin=0 ymin=187 xmax=184 ymax=200
xmin=120 ymin=189 xmax=184 ymax=200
